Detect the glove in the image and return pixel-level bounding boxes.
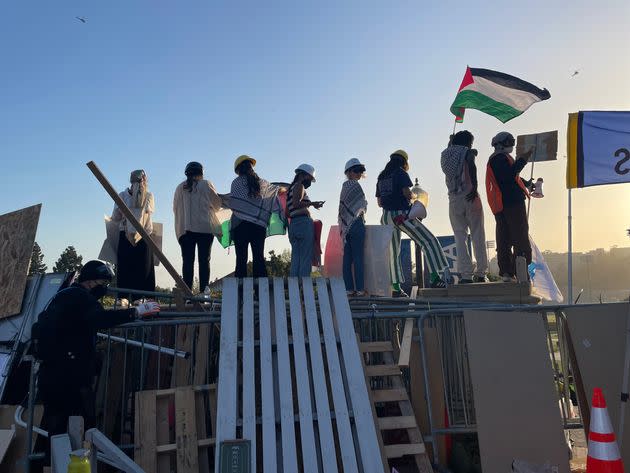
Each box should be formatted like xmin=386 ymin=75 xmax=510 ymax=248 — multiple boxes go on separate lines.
xmin=465 ymin=190 xmax=479 ymax=202
xmin=393 ymin=214 xmax=408 ymax=226
xmin=136 ymin=301 xmax=160 ymax=318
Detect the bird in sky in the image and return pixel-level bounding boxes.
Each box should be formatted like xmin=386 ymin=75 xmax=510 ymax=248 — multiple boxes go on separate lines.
xmin=75 ymin=16 xmax=87 ymax=23
xmin=570 ymin=69 xmax=580 ymax=78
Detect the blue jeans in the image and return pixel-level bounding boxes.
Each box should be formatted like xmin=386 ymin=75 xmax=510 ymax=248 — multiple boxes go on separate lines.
xmin=343 ymin=219 xmax=365 ymax=291
xmin=289 ymin=216 xmax=314 ymax=277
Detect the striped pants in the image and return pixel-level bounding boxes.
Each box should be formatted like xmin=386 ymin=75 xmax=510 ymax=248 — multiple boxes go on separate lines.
xmin=381 ymin=209 xmax=449 ymax=284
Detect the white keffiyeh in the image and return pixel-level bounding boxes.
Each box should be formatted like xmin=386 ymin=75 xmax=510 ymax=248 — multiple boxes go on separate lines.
xmin=227 ymin=176 xmax=281 ymax=228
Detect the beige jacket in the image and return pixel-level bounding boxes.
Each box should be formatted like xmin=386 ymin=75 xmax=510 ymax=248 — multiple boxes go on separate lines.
xmin=173 ymin=179 xmax=223 ymax=240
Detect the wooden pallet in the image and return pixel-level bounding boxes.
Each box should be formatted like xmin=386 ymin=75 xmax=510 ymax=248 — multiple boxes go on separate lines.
xmin=361 ymin=340 xmax=433 ymax=473
xmin=214 ymin=277 xmax=384 ymax=473
xmin=134 ymin=384 xmax=217 ymax=473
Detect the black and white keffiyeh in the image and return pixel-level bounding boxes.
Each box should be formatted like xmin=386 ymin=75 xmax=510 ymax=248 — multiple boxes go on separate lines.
xmin=227 ymin=176 xmax=281 ymax=228
xmin=440 ymin=144 xmax=468 ymax=194
xmin=338 ymin=180 xmax=367 ymax=243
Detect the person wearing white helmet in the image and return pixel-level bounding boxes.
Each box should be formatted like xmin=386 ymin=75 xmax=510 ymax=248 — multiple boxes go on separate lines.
xmin=287 ymin=164 xmax=324 ymax=277
xmin=376 ymin=150 xmax=449 ymax=296
xmin=338 ymin=158 xmax=368 ymax=296
xmin=486 ymin=131 xmax=534 ymax=282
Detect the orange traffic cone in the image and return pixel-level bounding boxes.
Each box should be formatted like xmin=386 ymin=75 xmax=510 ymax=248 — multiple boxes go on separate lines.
xmin=587 ymin=388 xmax=624 ymax=473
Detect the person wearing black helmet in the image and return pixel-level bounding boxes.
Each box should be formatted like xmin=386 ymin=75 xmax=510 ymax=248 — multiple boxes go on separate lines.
xmin=32 ymin=260 xmax=159 ymax=471
xmin=486 ymin=132 xmax=534 ymax=282
xmin=173 ymin=162 xmax=223 ymax=292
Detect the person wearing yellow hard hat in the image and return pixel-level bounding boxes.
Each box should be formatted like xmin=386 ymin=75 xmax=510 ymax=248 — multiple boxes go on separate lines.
xmin=287 ymin=164 xmax=324 ymax=277
xmin=228 ymin=155 xmax=282 ymax=278
xmin=376 ymin=150 xmax=449 ymax=296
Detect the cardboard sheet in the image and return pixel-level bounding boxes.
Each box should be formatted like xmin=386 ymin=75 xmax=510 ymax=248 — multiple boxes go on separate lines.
xmin=0 ymin=205 xmax=42 ymax=319
xmin=564 ymin=303 xmax=630 ymax=465
xmin=464 ymin=310 xmax=570 ymax=473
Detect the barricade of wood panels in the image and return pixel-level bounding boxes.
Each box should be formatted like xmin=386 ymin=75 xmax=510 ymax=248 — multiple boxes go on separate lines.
xmin=215 ymin=277 xmax=384 ymax=472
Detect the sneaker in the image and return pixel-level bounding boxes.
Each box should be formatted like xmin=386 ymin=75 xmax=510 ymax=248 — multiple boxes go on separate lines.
xmin=473 ymin=275 xmax=489 ymax=283
xmin=459 ymin=278 xmax=474 ymax=284
xmin=346 ymin=290 xmax=357 ymax=297
xmin=430 ymin=279 xmax=447 ymax=288
xmin=392 ymin=290 xmax=409 ymax=298
xmin=354 ymin=290 xmax=368 ymax=297
xmin=501 ymin=274 xmax=517 ymax=283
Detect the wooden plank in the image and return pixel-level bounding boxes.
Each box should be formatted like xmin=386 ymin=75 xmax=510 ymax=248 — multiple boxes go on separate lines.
xmin=409 ymin=325 xmax=447 ymax=465
xmin=384 ymin=443 xmax=426 ymax=458
xmin=302 ymin=278 xmax=338 ymax=473
xmin=194 ymin=390 xmax=210 ymax=473
xmin=193 ymin=324 xmax=210 ymax=385
xmin=372 ymin=388 xmax=409 ymax=403
xmin=397 ymin=318 xmax=414 ymax=368
xmin=360 ymin=341 xmax=394 ymax=353
xmin=0 ymin=427 xmax=15 ymax=464
xmin=0 ymin=204 xmax=41 ymax=319
xmin=134 ymin=391 xmax=157 ymax=472
xmin=50 ymin=434 xmax=72 ymax=473
xmin=156 ymin=437 xmax=216 ymax=454
xmin=287 ymin=278 xmax=318 ymax=473
xmin=358 ymin=334 xmax=389 ymax=473
xmin=155 ymin=384 xmax=216 ymax=397
xmin=329 ymin=278 xmax=384 ymax=473
xmin=272 ymin=278 xmax=298 ymax=472
xmin=175 ymin=388 xmax=199 ymax=473
xmin=213 ymin=278 xmax=239 ymax=473
xmin=208 ymin=386 xmax=218 ymax=440
xmin=67 ymin=416 xmax=84 ymax=451
xmin=315 ymin=277 xmax=358 ymax=473
xmin=377 ymin=416 xmax=417 ymax=430
xmin=0 ymin=405 xmax=42 ymax=473
xmin=87 ymin=161 xmax=193 ymax=295
xmin=464 ymin=310 xmax=570 ymax=473
xmin=172 ymin=325 xmax=193 ymax=387
xmin=156 ymin=395 xmax=171 ymax=473
xmin=258 ymin=277 xmax=278 ymax=472
xmin=242 ymin=278 xmax=257 ymax=473
xmin=382 ymin=350 xmax=433 ymax=473
xmin=364 ymin=365 xmax=401 ymax=377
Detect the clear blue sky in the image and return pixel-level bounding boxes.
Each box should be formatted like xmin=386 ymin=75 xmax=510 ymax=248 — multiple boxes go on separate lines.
xmin=2 ymin=1 xmax=629 ymax=288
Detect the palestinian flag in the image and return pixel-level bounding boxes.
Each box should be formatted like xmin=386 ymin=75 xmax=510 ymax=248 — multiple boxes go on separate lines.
xmin=451 ymin=67 xmax=550 ymax=123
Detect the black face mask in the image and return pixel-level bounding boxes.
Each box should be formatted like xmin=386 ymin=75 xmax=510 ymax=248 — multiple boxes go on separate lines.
xmin=303 ymin=180 xmax=312 ymax=189
xmin=90 ymin=284 xmax=108 ymax=300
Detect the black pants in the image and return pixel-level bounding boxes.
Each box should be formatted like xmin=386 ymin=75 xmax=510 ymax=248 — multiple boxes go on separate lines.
xmin=232 ymin=221 xmax=268 ymax=278
xmin=32 ymin=385 xmax=96 ymax=472
xmin=117 ymin=232 xmax=155 ymax=300
xmin=179 ymin=232 xmax=214 ymax=292
xmin=494 ymin=202 xmax=532 ymax=277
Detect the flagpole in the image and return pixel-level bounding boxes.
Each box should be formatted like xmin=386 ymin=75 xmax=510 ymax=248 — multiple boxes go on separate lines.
xmin=568 ymin=188 xmax=573 ymax=303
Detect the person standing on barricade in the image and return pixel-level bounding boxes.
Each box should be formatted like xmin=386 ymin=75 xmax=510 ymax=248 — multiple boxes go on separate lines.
xmin=485 ymin=132 xmax=533 ymax=282
xmin=111 ymin=169 xmax=156 ymax=300
xmin=287 ymin=164 xmax=324 ymax=277
xmin=173 ymin=161 xmax=223 ymax=293
xmin=377 ymin=150 xmax=449 ymax=296
xmin=441 ymin=131 xmax=488 ymax=283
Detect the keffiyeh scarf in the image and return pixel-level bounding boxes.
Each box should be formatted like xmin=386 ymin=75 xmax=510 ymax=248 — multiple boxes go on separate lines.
xmin=338 ymin=180 xmax=367 ymax=243
xmin=440 ymin=144 xmax=468 ymax=194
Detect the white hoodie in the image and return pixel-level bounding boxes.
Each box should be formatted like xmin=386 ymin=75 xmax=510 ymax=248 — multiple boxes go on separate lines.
xmin=173 ymin=179 xmax=223 ymax=240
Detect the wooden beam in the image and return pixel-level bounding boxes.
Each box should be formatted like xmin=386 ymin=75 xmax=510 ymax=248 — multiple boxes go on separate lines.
xmin=86 ymin=160 xmax=193 ymax=295
xmin=360 ymin=341 xmax=394 ymax=353
xmin=378 ymin=416 xmax=418 ymax=430
xmin=372 ymin=388 xmax=409 ymax=403
xmin=398 ymin=318 xmax=414 ymax=368
xmin=384 ymin=443 xmax=426 ymax=458
xmin=364 ymin=365 xmax=401 ymax=377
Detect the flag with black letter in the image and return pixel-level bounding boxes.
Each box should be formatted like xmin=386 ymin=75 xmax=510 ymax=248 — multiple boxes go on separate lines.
xmin=566 ymin=111 xmax=630 ymax=188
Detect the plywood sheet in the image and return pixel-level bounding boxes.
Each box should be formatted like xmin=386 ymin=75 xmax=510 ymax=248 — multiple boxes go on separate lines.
xmin=0 ymin=205 xmax=41 ymax=319
xmin=564 ymin=303 xmax=630 ymax=465
xmin=464 ymin=310 xmax=570 ymax=472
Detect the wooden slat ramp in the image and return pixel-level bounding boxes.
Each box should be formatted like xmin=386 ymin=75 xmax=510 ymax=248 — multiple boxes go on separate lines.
xmin=214 ymin=277 xmax=385 ymax=473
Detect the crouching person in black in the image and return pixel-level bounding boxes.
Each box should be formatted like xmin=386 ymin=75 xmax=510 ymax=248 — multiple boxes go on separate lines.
xmin=31 ymin=260 xmax=160 ymax=471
